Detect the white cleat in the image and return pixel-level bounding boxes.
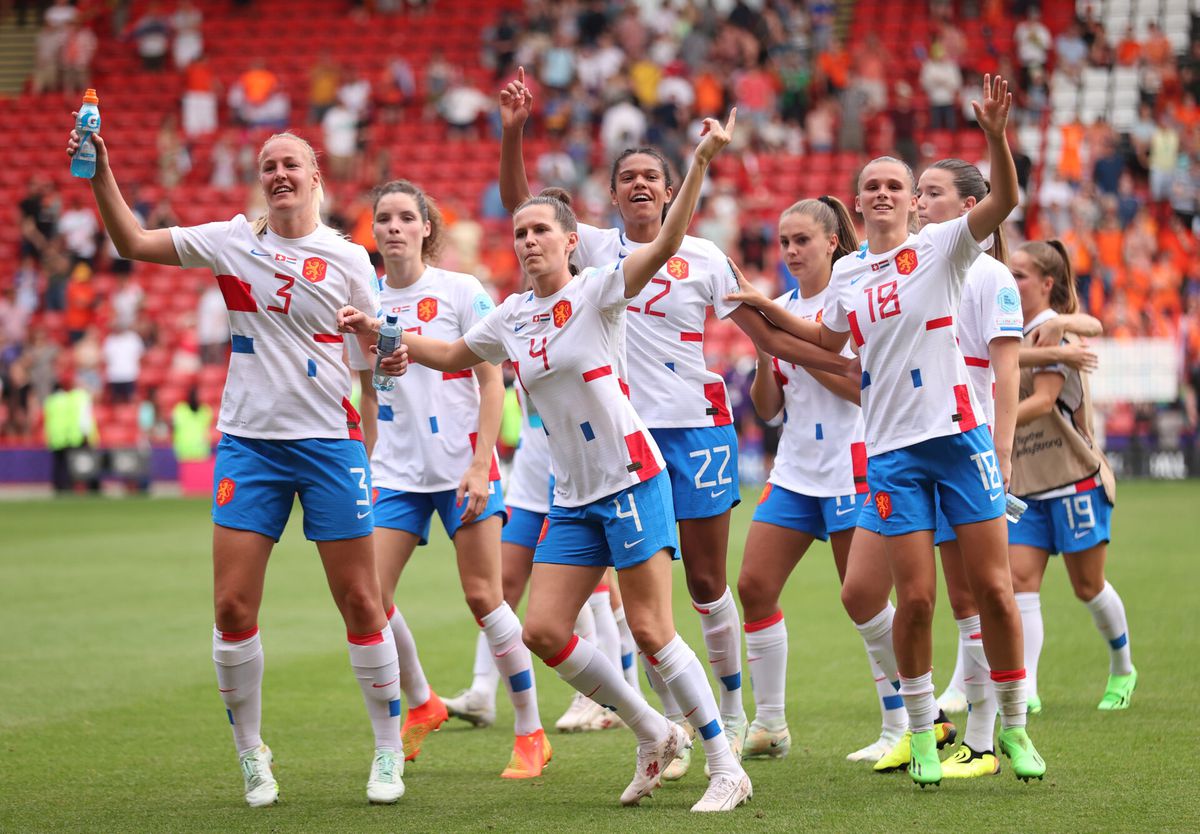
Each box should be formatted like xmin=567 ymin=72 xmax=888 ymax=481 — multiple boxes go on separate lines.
xmin=582 ymin=700 xmax=625 ymax=731
xmin=442 ymin=688 xmax=497 ymax=728
xmin=705 ymin=714 xmax=748 ymax=778
xmin=846 ymin=730 xmax=904 ymax=763
xmin=937 ymin=686 xmax=968 ymax=715
xmin=240 ymin=743 xmax=278 ymax=808
xmin=620 ymin=722 xmax=690 ymax=806
xmin=366 ymin=747 xmax=405 ymax=804
xmin=691 ymin=771 xmax=753 ymax=812
xmin=555 ymin=692 xmax=600 ymax=733
xmin=743 ymin=720 xmax=791 ymax=759
xmin=663 ymin=721 xmax=696 ymax=781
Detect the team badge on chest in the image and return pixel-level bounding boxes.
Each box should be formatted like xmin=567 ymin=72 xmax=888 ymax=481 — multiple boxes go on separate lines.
xmin=417 ymin=297 xmax=439 ymax=322
xmin=666 ymin=256 xmax=689 ymax=279
xmin=894 ymin=249 xmax=918 ymax=275
xmin=302 ymin=257 xmax=327 ymax=283
xmin=552 ymin=299 xmax=572 ymax=327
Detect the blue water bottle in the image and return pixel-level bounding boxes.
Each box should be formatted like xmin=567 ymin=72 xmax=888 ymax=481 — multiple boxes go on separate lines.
xmin=71 ymin=88 xmax=101 ymax=179
xmin=373 ymin=315 xmax=401 ymax=392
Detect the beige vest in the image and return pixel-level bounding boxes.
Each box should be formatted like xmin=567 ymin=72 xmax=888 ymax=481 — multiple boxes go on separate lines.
xmin=1011 ymin=331 xmax=1116 ymax=503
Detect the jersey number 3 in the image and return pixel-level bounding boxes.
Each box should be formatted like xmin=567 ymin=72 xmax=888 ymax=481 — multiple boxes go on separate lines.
xmin=267 ymin=272 xmax=295 ymax=315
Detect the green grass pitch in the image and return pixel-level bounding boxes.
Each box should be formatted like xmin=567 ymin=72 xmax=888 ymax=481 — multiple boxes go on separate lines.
xmin=2 ymin=481 xmax=1198 ymax=833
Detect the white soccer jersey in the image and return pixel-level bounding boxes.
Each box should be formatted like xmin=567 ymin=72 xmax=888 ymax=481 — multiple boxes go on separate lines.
xmin=823 ymin=214 xmax=987 ymax=456
xmin=504 ymin=387 xmax=553 ymax=514
xmin=766 ymin=287 xmax=868 ymax=497
xmin=370 ymin=267 xmax=498 ymax=492
xmin=171 ymin=215 xmax=377 ymax=441
xmin=464 ymin=263 xmax=665 ymax=507
xmin=956 ymin=254 xmax=1024 ymax=426
xmin=574 ymin=224 xmax=741 ymax=427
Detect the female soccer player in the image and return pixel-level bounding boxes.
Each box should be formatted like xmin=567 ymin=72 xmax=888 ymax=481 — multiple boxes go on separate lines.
xmin=733 ymin=195 xmax=876 ymax=760
xmin=68 ymin=126 xmax=405 ymax=805
xmin=342 ymin=112 xmax=753 ymax=812
xmin=733 ymin=76 xmax=1045 ymax=787
xmin=1008 ymin=240 xmax=1136 ymax=712
xmin=362 ymin=179 xmax=547 ymax=778
xmin=497 ymin=69 xmax=850 ymax=776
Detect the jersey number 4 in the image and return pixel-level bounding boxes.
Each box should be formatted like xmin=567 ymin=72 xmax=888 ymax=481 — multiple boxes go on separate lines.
xmin=864 ymin=280 xmax=900 ymax=322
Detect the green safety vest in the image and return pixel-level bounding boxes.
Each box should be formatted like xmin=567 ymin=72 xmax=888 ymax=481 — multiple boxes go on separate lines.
xmin=44 ymin=389 xmax=90 ymax=451
xmin=172 ymin=403 xmax=213 ymax=462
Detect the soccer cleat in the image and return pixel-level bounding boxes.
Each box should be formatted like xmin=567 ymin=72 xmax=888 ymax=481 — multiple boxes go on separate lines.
xmin=937 ymin=686 xmax=968 ymax=714
xmin=366 ymin=748 xmax=405 ymax=804
xmin=621 ymin=722 xmax=689 ymax=806
xmin=663 ymin=721 xmax=696 ymax=781
xmin=743 ymin=720 xmax=791 ymax=759
xmin=941 ymin=744 xmax=1000 ymax=778
xmin=555 ymin=692 xmax=600 ymax=733
xmin=908 ymin=729 xmax=942 ymax=787
xmin=847 ymin=730 xmax=904 ymax=763
xmin=705 ymin=714 xmax=748 ymax=777
xmin=501 ymin=728 xmax=552 ymax=779
xmin=873 ymin=731 xmax=911 ymax=773
xmin=401 ymin=690 xmax=449 ymax=761
xmin=582 ymin=701 xmax=625 ymax=731
xmin=1027 ymin=693 xmax=1042 ymax=715
xmin=691 ymin=771 xmax=753 ymax=812
xmin=934 ymin=710 xmax=957 ymax=749
xmin=997 ymin=726 xmax=1046 ymax=782
xmin=442 ymin=688 xmax=496 ymax=728
xmin=239 ymin=743 xmax=278 ymax=808
xmin=1098 ymin=667 xmax=1137 ymax=711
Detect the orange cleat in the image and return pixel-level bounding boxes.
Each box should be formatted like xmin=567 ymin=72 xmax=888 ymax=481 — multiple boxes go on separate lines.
xmin=402 ymin=690 xmax=449 ymax=762
xmin=500 ymin=728 xmax=553 ymax=779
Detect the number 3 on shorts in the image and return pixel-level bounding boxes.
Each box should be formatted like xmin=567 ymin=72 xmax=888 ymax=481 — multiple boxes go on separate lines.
xmin=350 ymin=466 xmax=371 ymax=519
xmin=612 ymin=492 xmax=643 ymax=532
xmin=689 ymin=445 xmax=733 ymax=491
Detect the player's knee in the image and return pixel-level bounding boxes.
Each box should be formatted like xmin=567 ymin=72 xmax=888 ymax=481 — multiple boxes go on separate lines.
xmin=1072 ymin=575 xmax=1105 ymax=603
xmin=462 ymin=586 xmax=497 ymax=620
xmin=685 ymin=571 xmax=726 ymax=608
xmin=522 ymin=622 xmax=565 ymax=661
xmin=213 ymin=593 xmax=257 ymax=634
xmin=896 ymin=592 xmax=936 ymax=626
xmin=736 ymin=573 xmax=769 ymax=621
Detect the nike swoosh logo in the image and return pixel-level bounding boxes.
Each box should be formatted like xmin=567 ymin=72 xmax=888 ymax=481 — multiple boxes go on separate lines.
xmin=372 ymin=678 xmax=398 ymax=689
xmin=494 ymin=645 xmax=517 ymax=658
xmin=218 ymin=687 xmax=236 ymax=692
xmin=683 ymin=707 xmax=698 ymax=719
xmin=1074 ymin=529 xmax=1091 ymax=539
xmin=709 ymin=489 xmax=727 ymax=498
xmin=989 ymin=490 xmax=1003 ymax=501
xmin=357 ymin=511 xmax=371 ymax=519
xmin=514 ymin=322 xmax=528 ymax=333
xmin=836 ymin=506 xmax=857 ymax=516
xmin=850 ymin=274 xmax=867 ymax=285
xmin=623 ymin=538 xmax=645 ymax=549
xmin=250 ymin=249 xmax=270 ymax=257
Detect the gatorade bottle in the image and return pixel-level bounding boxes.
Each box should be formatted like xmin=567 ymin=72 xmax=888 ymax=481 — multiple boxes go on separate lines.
xmin=71 ymin=89 xmax=101 ymax=179
xmin=373 ymin=315 xmax=401 ymax=392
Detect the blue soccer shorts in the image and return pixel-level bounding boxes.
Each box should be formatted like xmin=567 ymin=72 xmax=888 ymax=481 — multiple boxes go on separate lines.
xmin=752 ymin=482 xmax=867 ymax=541
xmin=212 ymin=434 xmax=373 ymax=542
xmin=502 ymin=505 xmax=547 ymax=550
xmin=1008 ymin=484 xmax=1112 ymax=555
xmin=650 ymin=424 xmax=740 ymax=520
xmin=374 ymin=481 xmax=507 ymax=545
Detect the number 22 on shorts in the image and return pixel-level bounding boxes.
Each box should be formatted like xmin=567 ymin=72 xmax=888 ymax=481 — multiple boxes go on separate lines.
xmin=690 ymin=444 xmax=732 ymax=497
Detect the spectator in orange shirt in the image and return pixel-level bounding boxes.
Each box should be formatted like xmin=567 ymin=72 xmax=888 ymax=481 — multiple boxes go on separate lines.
xmin=1115 ymin=25 xmax=1141 ymax=67
xmin=816 ymin=37 xmax=850 ymax=95
xmin=1142 ymin=21 xmax=1173 ymax=69
xmin=64 ymin=262 xmax=97 ymax=344
xmin=229 ymin=60 xmax=289 ymax=129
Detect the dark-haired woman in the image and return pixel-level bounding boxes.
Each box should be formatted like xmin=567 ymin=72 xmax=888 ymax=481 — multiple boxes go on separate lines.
xmin=362 ymin=180 xmax=548 ymax=778
xmin=342 ymin=114 xmax=753 ymax=812
xmin=1008 ymin=240 xmax=1136 ymax=713
xmin=497 ymin=68 xmax=851 ymax=778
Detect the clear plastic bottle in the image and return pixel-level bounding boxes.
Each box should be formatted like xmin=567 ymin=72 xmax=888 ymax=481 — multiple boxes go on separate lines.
xmin=372 ymin=315 xmax=401 ymax=392
xmin=71 ymin=89 xmax=101 ymax=179
xmin=1005 ymin=493 xmax=1028 ymax=523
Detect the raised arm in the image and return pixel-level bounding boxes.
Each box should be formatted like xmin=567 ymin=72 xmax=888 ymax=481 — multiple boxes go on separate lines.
xmin=965 ymin=75 xmax=1019 ymax=244
xmin=498 ymin=67 xmax=535 ymax=212
xmin=67 ymin=125 xmax=180 ymax=265
xmin=621 ymin=110 xmax=737 ymax=298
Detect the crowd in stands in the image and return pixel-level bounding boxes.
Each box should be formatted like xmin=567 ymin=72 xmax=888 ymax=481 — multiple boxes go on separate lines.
xmin=2 ymin=0 xmax=1198 ymax=461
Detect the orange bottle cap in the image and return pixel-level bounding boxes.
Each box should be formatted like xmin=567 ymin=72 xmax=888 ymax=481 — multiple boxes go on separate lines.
xmin=82 ymin=88 xmax=99 ymax=104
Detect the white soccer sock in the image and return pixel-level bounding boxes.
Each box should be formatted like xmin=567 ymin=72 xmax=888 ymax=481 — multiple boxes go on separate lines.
xmin=898 ymin=671 xmax=937 ymax=734
xmin=1014 ymin=592 xmax=1043 ymax=697
xmin=469 ymin=629 xmax=501 ymax=701
xmin=855 ymin=604 xmax=906 ymax=734
xmin=744 ymin=610 xmax=787 ymax=727
xmin=588 ymin=589 xmax=623 ymax=675
xmin=957 ymin=615 xmax=997 ymax=752
xmin=387 ymin=604 xmax=431 ymax=707
xmin=640 ymin=651 xmax=684 ymax=722
xmin=547 ymin=634 xmax=667 ymax=745
xmin=1083 ymin=582 xmax=1133 ymax=675
xmin=947 ymin=634 xmax=966 ymax=693
xmin=574 ymin=600 xmax=595 ymax=642
xmin=613 ymin=605 xmax=640 ymax=692
xmin=991 ymin=669 xmax=1028 ymax=729
xmin=347 ymin=626 xmax=402 ymax=752
xmin=481 ymin=602 xmax=541 ymax=735
xmin=650 ymin=633 xmax=740 ymax=778
xmin=212 ymin=626 xmax=264 ymax=756
xmin=693 ymin=586 xmax=746 ymax=723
